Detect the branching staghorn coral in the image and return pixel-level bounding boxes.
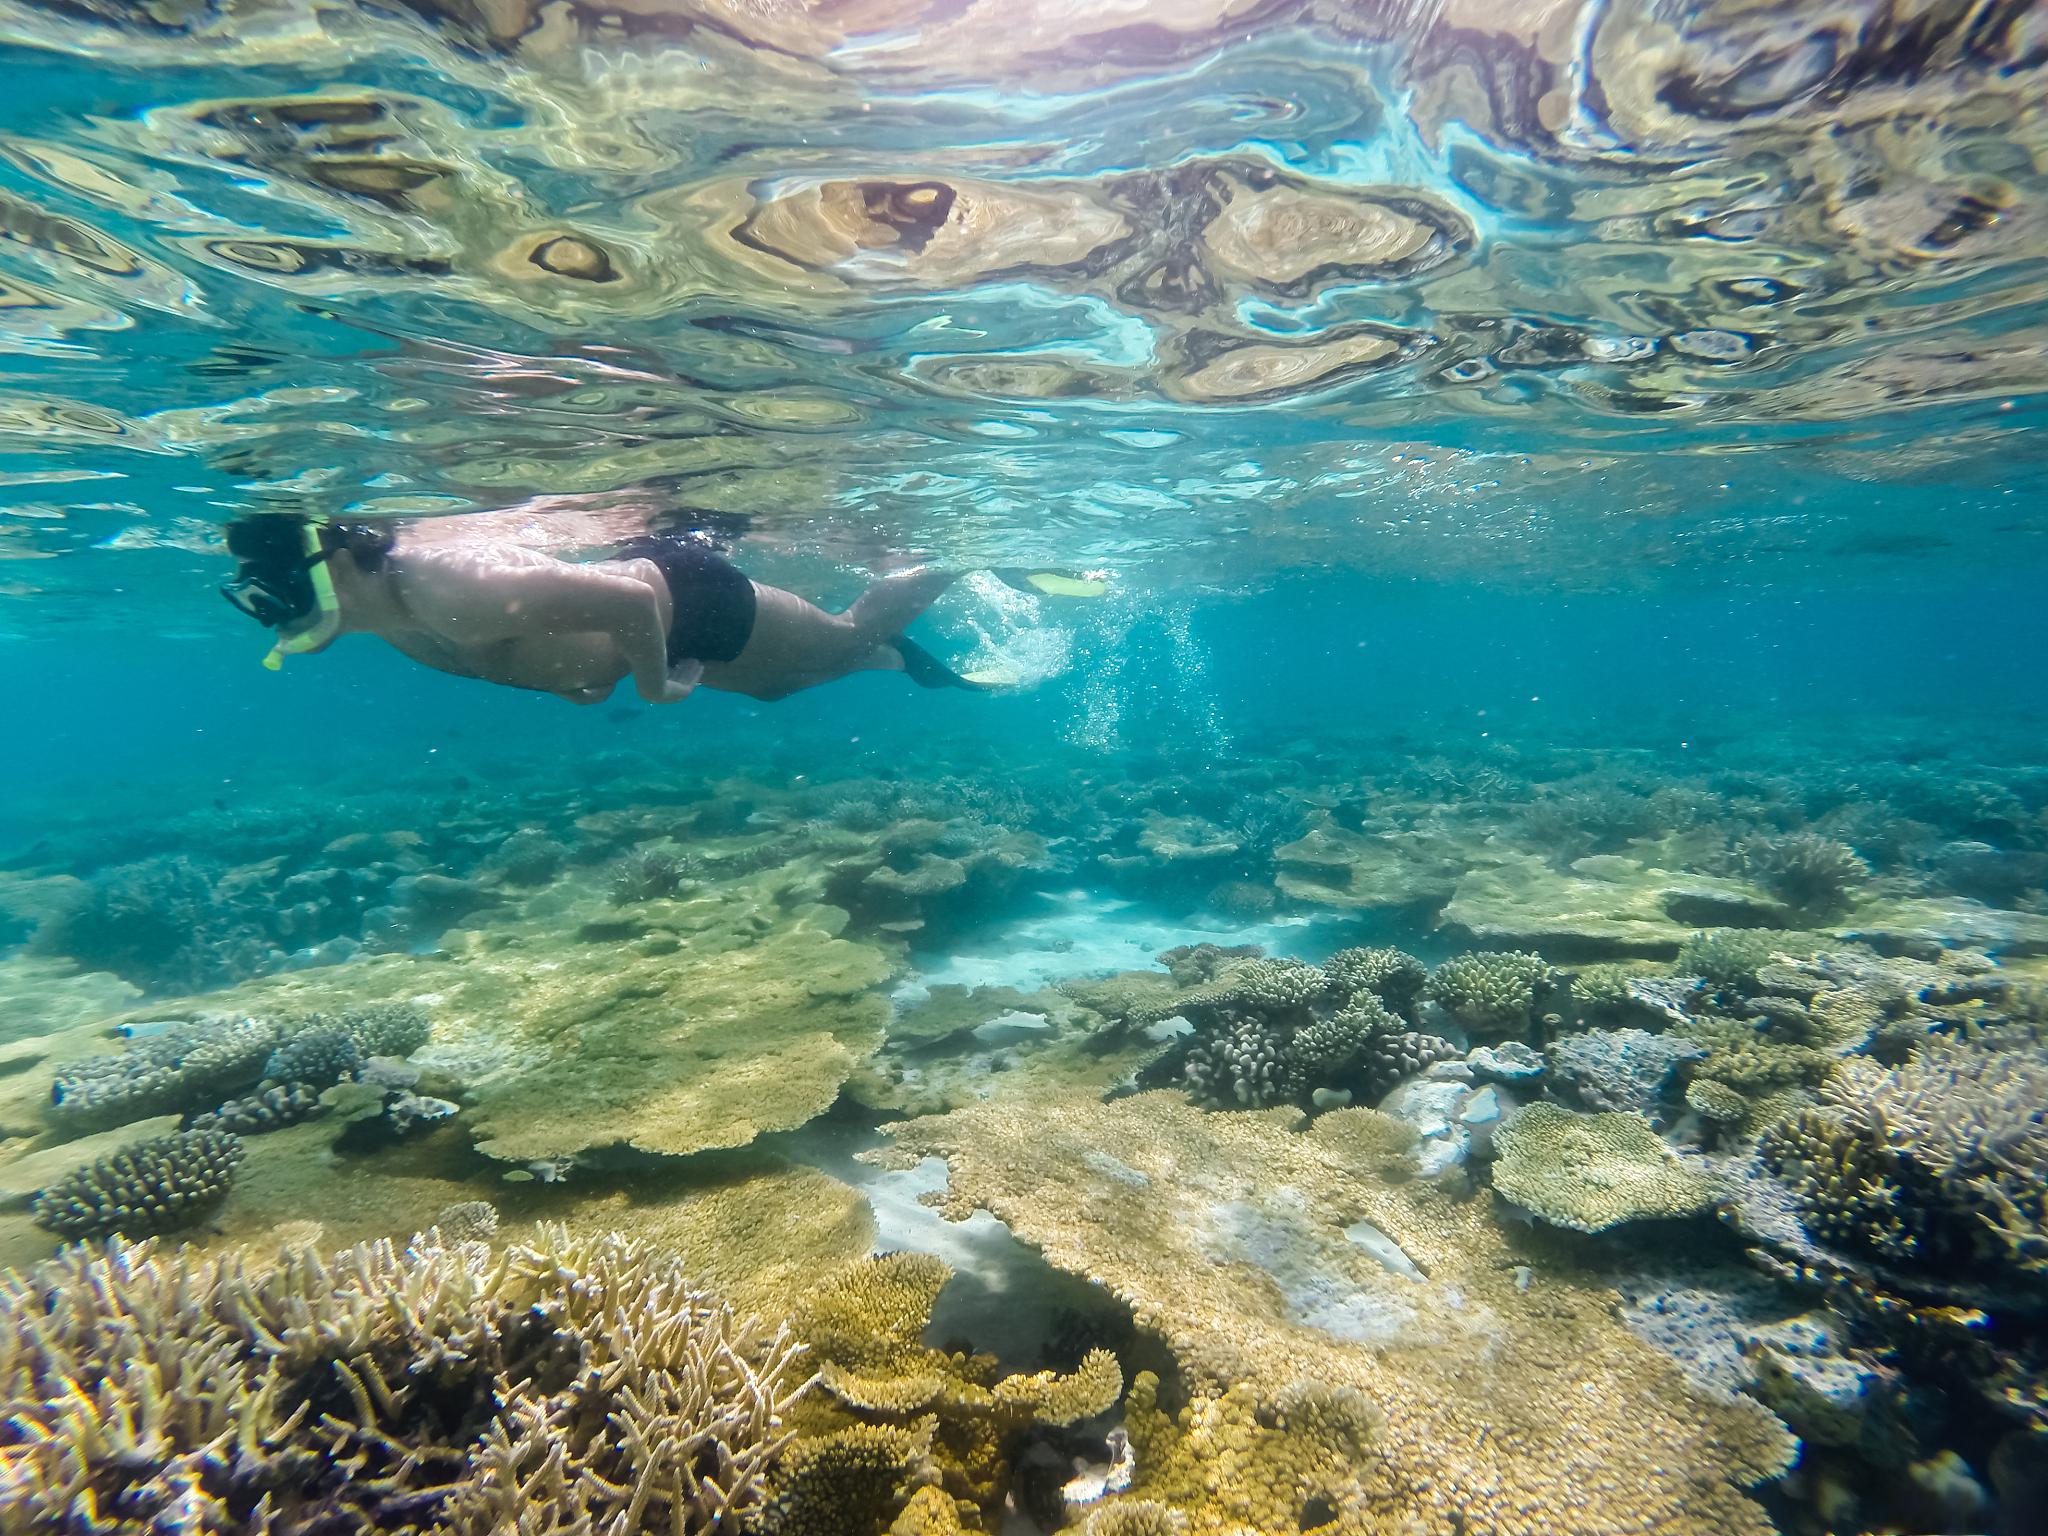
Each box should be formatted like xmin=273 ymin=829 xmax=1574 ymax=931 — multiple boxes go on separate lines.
xmin=792 ymin=1253 xmax=1122 ymax=1515
xmin=1759 ymin=1036 xmax=2048 ymax=1278
xmin=0 ymin=1225 xmax=811 ymax=1536
xmin=1736 ymin=832 xmax=1869 ymax=912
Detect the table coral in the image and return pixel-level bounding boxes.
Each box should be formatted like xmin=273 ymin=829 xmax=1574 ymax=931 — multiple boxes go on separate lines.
xmin=93 ymin=879 xmax=895 ymax=1167
xmin=1491 ymin=1103 xmax=1716 ymax=1233
xmin=884 ymin=1088 xmax=1792 ymax=1536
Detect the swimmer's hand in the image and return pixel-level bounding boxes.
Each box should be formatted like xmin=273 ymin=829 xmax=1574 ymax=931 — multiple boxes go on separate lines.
xmin=651 ymin=657 xmax=703 ymax=704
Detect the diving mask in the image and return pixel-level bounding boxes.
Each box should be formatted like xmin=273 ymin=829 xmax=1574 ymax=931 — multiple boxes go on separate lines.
xmin=219 ymin=520 xmax=342 ymax=668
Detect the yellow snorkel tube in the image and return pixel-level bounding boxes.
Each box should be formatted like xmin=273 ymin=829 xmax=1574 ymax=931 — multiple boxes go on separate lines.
xmin=261 ymin=520 xmax=343 ymax=670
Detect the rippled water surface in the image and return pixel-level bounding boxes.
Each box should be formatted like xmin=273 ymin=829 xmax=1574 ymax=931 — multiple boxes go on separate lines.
xmin=2 ymin=0 xmax=2046 ymax=609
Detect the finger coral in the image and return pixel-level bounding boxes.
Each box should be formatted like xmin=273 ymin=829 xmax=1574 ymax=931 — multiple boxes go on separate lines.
xmin=190 ymin=1079 xmax=323 ymax=1133
xmin=1423 ymin=950 xmax=1556 ymax=1040
xmin=30 ymin=1127 xmax=244 ymax=1240
xmin=0 ymin=1225 xmax=810 ymax=1535
xmin=1321 ymin=944 xmax=1428 ymax=1018
xmin=1169 ymin=958 xmax=1454 ymax=1112
xmin=261 ymin=1023 xmax=362 ymax=1087
xmin=1491 ymin=1104 xmax=1716 ymax=1233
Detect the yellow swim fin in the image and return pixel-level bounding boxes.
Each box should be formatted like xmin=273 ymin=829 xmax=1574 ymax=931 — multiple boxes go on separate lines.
xmin=959 ymin=663 xmax=1026 ymax=690
xmin=992 ymin=567 xmax=1108 ymax=599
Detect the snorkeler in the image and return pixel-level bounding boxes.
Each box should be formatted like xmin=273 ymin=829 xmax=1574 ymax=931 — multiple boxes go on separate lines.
xmin=220 ymin=512 xmax=1092 ymax=705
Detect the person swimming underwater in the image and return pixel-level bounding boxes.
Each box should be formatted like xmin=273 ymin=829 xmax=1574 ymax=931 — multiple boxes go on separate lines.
xmin=219 ymin=510 xmax=1096 ymax=705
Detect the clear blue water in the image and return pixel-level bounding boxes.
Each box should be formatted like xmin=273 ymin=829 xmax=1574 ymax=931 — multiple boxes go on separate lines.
xmin=2 ymin=4 xmax=2047 ymax=1534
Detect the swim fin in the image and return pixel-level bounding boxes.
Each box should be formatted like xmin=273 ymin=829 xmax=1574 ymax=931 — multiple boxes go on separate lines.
xmin=895 ymin=636 xmax=1004 ymax=692
xmin=991 ymin=567 xmax=1108 ymax=599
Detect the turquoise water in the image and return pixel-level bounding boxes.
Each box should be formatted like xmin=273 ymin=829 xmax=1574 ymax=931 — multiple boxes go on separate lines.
xmin=2 ymin=5 xmax=2047 ymax=1535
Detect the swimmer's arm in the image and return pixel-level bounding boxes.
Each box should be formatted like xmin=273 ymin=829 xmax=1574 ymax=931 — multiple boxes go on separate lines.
xmin=411 ymin=550 xmax=688 ymax=704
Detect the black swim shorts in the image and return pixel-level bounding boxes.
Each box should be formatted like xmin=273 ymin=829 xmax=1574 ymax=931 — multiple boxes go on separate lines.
xmin=613 ymin=535 xmax=758 ymax=665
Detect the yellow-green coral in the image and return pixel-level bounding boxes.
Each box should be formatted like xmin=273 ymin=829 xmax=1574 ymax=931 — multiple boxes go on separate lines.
xmin=1081 ymin=1501 xmax=1191 ymax=1536
xmin=793 ymin=1253 xmax=1122 ymax=1513
xmin=755 ymin=1419 xmax=939 ymax=1535
xmin=1117 ymin=1371 xmax=1380 ymax=1532
xmin=1424 ymin=950 xmax=1554 ymax=1039
xmin=1491 ymin=1103 xmax=1716 ymax=1232
xmin=53 ymin=865 xmax=897 ymax=1168
xmin=888 ymin=1486 xmax=971 ymax=1535
xmin=1684 ymin=1076 xmax=1750 ymax=1124
xmin=1675 ymin=1014 xmax=1838 ymax=1095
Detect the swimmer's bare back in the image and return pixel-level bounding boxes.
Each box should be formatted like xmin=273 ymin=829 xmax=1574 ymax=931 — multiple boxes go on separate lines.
xmin=320 ymin=534 xmax=957 ymax=705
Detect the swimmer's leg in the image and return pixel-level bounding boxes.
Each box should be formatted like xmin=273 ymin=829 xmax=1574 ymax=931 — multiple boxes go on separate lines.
xmin=841 ymin=566 xmax=959 ymax=640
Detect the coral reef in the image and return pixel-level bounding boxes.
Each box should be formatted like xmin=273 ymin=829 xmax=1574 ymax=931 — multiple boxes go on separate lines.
xmin=755 ymin=1420 xmax=938 ymax=1534
xmin=1758 ymin=1036 xmax=2048 ymax=1278
xmin=0 ymin=1226 xmax=808 ymax=1534
xmin=1159 ymin=953 xmax=1454 ymax=1112
xmin=1440 ymin=852 xmax=1786 ymax=959
xmin=262 ymin=1024 xmax=362 ymax=1088
xmin=191 ymin=1080 xmax=324 ymax=1133
xmin=610 ymin=845 xmax=701 ymax=904
xmin=1677 ymin=928 xmax=1787 ymax=992
xmin=1423 ymin=949 xmax=1558 ymax=1041
xmin=51 ymin=1012 xmax=281 ymax=1129
xmin=1321 ymin=944 xmax=1427 ymax=1018
xmin=31 ymin=854 xmax=276 ymax=994
xmin=792 ymin=1252 xmax=1122 ymax=1514
xmin=1738 ymin=833 xmax=1870 ymax=913
xmin=1491 ymin=1104 xmax=1716 ymax=1232
xmin=49 ymin=1003 xmax=434 ymax=1134
xmin=884 ymin=1087 xmax=1794 ymax=1535
xmin=30 ymin=1127 xmax=245 ymax=1240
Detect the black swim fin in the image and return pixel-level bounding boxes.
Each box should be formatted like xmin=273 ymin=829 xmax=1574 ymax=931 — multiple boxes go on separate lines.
xmin=990 ymin=567 xmax=1108 ymax=599
xmin=895 ymin=636 xmax=1002 ymax=692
